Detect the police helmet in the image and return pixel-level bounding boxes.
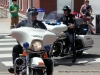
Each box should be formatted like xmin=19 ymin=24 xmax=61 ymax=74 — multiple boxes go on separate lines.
xmin=26 ymin=7 xmax=38 ymax=17
xmin=62 ymin=5 xmax=71 ymax=12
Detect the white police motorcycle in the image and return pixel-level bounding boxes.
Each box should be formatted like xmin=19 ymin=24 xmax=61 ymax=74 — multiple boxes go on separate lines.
xmin=43 ymin=11 xmax=94 ymax=57
xmin=9 ymin=27 xmax=57 ymax=75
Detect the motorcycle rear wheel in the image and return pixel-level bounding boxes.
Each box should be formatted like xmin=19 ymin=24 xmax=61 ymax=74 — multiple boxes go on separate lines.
xmin=76 ymin=51 xmax=83 ymax=56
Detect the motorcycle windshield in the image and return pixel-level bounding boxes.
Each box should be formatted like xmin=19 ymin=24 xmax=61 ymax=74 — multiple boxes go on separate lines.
xmin=44 ymin=11 xmax=63 ymax=24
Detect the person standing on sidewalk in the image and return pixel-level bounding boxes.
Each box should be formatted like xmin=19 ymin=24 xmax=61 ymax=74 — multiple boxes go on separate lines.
xmin=9 ymin=0 xmax=19 ymax=29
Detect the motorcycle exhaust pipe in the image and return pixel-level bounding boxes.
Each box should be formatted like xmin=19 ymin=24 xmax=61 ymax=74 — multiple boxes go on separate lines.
xmin=14 ymin=57 xmax=25 ymax=67
xmin=76 ymin=46 xmax=92 ymax=52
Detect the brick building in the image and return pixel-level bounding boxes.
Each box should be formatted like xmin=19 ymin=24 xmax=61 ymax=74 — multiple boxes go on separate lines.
xmin=0 ymin=0 xmax=84 ymax=15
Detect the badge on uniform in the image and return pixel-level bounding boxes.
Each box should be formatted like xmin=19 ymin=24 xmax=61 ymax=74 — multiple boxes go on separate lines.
xmin=73 ymin=17 xmax=75 ymax=20
xmin=68 ymin=17 xmax=70 ymax=20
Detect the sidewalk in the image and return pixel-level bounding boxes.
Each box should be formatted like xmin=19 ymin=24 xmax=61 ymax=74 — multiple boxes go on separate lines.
xmin=0 ymin=72 xmax=12 ymax=75
xmin=0 ymin=18 xmax=10 ymax=34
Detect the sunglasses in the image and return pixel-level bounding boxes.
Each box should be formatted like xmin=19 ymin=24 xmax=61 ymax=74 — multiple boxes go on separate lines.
xmin=63 ymin=9 xmax=68 ymax=11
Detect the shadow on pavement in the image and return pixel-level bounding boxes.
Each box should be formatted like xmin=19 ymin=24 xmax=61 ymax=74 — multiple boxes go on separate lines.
xmin=54 ymin=53 xmax=100 ymax=67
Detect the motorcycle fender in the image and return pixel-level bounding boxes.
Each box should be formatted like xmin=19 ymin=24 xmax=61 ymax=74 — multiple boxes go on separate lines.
xmin=31 ymin=57 xmax=46 ymax=69
xmin=76 ymin=35 xmax=94 ymax=47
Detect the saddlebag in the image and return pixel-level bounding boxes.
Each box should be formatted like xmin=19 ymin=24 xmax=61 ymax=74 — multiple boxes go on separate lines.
xmin=77 ymin=35 xmax=94 ymax=47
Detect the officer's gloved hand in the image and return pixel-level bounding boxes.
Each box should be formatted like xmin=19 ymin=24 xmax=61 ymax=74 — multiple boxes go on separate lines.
xmin=70 ymin=24 xmax=75 ymax=28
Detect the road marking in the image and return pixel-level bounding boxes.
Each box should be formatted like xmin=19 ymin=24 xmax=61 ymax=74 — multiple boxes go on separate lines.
xmin=83 ymin=51 xmax=89 ymax=54
xmin=0 ymin=49 xmax=99 ymax=67
xmin=54 ymin=57 xmax=100 ymax=64
xmin=1 ymin=61 xmax=13 ymax=66
xmin=0 ymin=53 xmax=12 ymax=58
xmin=0 ymin=39 xmax=16 ymax=42
xmin=0 ymin=34 xmax=9 ymax=36
xmin=0 ymin=47 xmax=12 ymax=51
xmin=75 ymin=58 xmax=100 ymax=64
xmin=89 ymin=58 xmax=100 ymax=63
xmin=0 ymin=43 xmax=17 ymax=45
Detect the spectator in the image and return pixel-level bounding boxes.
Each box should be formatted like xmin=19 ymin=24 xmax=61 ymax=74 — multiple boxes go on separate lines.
xmin=80 ymin=0 xmax=96 ymax=34
xmin=9 ymin=0 xmax=19 ymax=29
xmin=80 ymin=0 xmax=92 ymax=16
xmin=80 ymin=0 xmax=94 ymax=25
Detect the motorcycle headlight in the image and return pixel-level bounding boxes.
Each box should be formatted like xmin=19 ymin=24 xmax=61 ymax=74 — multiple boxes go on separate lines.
xmin=31 ymin=41 xmax=43 ymax=51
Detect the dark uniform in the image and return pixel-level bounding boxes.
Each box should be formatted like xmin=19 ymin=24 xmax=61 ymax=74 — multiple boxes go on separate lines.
xmin=57 ymin=5 xmax=76 ymax=63
xmin=58 ymin=14 xmax=75 ymax=25
xmin=57 ymin=14 xmax=75 ymax=32
xmin=16 ymin=19 xmax=47 ymax=29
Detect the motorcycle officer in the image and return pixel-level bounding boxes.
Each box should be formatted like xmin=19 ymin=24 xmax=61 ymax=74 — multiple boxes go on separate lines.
xmin=8 ymin=7 xmax=53 ymax=75
xmin=57 ymin=5 xmax=76 ymax=63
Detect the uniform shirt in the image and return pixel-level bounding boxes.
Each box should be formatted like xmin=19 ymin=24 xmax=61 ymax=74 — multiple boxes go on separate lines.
xmin=9 ymin=3 xmax=19 ymax=17
xmin=57 ymin=14 xmax=75 ymax=25
xmin=16 ymin=19 xmax=47 ymax=30
xmin=57 ymin=14 xmax=75 ymax=32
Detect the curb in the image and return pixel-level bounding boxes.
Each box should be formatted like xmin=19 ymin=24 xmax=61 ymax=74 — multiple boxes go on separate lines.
xmin=0 ymin=72 xmax=12 ymax=74
xmin=0 ymin=18 xmax=10 ymax=22
xmin=0 ymin=72 xmax=9 ymax=74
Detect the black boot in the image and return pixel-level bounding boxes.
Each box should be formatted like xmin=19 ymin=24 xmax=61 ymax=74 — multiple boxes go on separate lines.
xmin=8 ymin=66 xmax=20 ymax=74
xmin=8 ymin=67 xmax=14 ymax=73
xmin=72 ymin=59 xmax=76 ymax=63
xmin=8 ymin=53 xmax=19 ymax=73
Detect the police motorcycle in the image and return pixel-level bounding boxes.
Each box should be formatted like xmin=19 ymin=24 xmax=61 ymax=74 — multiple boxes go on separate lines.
xmin=43 ymin=11 xmax=94 ymax=57
xmin=72 ymin=12 xmax=96 ymax=34
xmin=9 ymin=26 xmax=57 ymax=75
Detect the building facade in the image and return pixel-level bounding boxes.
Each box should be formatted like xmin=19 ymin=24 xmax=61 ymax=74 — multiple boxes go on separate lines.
xmin=0 ymin=0 xmax=84 ymax=15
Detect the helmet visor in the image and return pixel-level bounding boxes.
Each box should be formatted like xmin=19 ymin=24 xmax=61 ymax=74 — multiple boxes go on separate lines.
xmin=29 ymin=11 xmax=38 ymax=16
xmin=63 ymin=9 xmax=69 ymax=11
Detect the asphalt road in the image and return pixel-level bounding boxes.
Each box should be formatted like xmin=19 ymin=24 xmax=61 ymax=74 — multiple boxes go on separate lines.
xmin=0 ymin=35 xmax=100 ymax=75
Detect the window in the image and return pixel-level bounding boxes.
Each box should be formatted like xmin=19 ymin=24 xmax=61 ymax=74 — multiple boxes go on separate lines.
xmin=28 ymin=0 xmax=30 ymax=8
xmin=18 ymin=0 xmax=20 ymax=10
xmin=5 ymin=0 xmax=7 ymax=6
xmin=57 ymin=0 xmax=74 ymax=13
xmin=4 ymin=0 xmax=5 ymax=5
xmin=30 ymin=0 xmax=33 ymax=7
xmin=1 ymin=0 xmax=2 ymax=4
xmin=21 ymin=0 xmax=24 ymax=10
xmin=7 ymin=0 xmax=8 ymax=6
xmin=3 ymin=0 xmax=5 ymax=5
